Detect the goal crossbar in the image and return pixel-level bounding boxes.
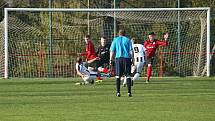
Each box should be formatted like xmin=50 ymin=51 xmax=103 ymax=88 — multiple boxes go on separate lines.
xmin=5 ymin=7 xmax=210 ymax=12
xmin=4 ymin=7 xmax=211 ymax=78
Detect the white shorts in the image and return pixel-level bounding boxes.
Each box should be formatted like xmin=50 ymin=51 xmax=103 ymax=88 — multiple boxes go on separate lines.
xmin=131 ymin=62 xmax=144 ymax=74
xmin=83 ymin=71 xmax=97 ymax=84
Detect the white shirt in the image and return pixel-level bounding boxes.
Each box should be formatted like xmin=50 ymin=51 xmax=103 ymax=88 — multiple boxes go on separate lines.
xmin=76 ymin=63 xmax=97 ymax=76
xmin=132 ymin=44 xmax=146 ymax=63
xmin=76 ymin=63 xmax=90 ymax=75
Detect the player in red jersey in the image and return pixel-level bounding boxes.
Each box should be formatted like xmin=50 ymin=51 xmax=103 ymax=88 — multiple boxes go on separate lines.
xmin=79 ymin=35 xmax=99 ymax=64
xmin=144 ymin=32 xmax=169 ymax=83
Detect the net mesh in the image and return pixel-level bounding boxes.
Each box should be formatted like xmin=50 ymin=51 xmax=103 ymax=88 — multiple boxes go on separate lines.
xmin=0 ymin=10 xmax=208 ymax=77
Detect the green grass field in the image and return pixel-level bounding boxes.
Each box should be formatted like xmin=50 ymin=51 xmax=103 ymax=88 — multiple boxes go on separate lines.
xmin=0 ymin=77 xmax=215 ymax=121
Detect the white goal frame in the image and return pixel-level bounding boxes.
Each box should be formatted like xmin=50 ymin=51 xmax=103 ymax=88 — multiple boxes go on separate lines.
xmin=4 ymin=7 xmax=211 ymax=78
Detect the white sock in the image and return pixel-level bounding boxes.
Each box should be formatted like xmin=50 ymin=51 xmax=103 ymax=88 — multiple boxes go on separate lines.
xmin=132 ymin=73 xmax=140 ymax=81
xmin=123 ymin=76 xmax=127 ymax=84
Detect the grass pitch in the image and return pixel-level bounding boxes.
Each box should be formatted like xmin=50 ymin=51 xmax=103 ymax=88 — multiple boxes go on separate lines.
xmin=0 ymin=77 xmax=215 ymax=121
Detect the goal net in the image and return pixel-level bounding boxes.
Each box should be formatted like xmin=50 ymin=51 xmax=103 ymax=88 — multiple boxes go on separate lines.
xmin=0 ymin=8 xmax=210 ymax=78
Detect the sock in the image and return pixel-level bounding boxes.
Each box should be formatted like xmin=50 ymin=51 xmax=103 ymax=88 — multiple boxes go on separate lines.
xmin=103 ymin=68 xmax=109 ymax=73
xmin=127 ymin=77 xmax=131 ymax=93
xmin=96 ymin=76 xmax=102 ymax=80
xmin=147 ymin=66 xmax=152 ymax=81
xmin=132 ymin=73 xmax=140 ymax=81
xmin=98 ymin=67 xmax=109 ymax=73
xmin=116 ymin=78 xmax=121 ymax=93
xmin=123 ymin=76 xmax=127 ymax=84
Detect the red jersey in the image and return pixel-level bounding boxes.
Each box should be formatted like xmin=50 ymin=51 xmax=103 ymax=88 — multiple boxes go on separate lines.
xmin=144 ymin=40 xmax=168 ymax=58
xmin=80 ymin=40 xmax=97 ymax=60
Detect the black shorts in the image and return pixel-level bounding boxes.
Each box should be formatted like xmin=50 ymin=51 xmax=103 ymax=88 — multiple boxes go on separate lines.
xmin=87 ymin=60 xmax=99 ymax=70
xmin=115 ymin=57 xmax=132 ymax=77
xmin=97 ymin=58 xmax=109 ymax=67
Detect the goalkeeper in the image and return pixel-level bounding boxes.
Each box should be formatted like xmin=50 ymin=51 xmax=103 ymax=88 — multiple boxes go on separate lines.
xmin=144 ymin=32 xmax=168 ymax=83
xmin=96 ymin=37 xmax=111 ymax=73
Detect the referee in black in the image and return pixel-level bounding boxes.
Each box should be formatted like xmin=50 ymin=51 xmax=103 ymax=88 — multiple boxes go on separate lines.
xmin=109 ymin=30 xmax=134 ymax=97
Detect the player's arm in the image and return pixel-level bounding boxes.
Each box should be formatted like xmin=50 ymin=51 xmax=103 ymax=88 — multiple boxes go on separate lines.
xmin=129 ymin=41 xmax=134 ymax=65
xmin=109 ymin=52 xmax=115 ymax=65
xmin=109 ymin=39 xmax=116 ymax=65
xmin=130 ymin=50 xmax=134 ymax=65
xmin=78 ymin=44 xmax=88 ymax=56
xmin=78 ymin=52 xmax=87 ymax=57
xmin=143 ymin=41 xmax=149 ymax=60
xmin=144 ymin=48 xmax=148 ymax=62
xmin=76 ymin=70 xmax=85 ymax=78
xmin=76 ymin=65 xmax=85 ymax=78
xmin=96 ymin=46 xmax=100 ymax=56
xmin=157 ymin=33 xmax=169 ymax=46
xmin=87 ymin=57 xmax=100 ymax=64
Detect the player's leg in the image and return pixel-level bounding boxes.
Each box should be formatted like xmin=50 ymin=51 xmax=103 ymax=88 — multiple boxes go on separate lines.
xmin=97 ymin=59 xmax=109 ymax=74
xmin=98 ymin=67 xmax=109 ymax=73
xmin=123 ymin=64 xmax=135 ymax=86
xmin=82 ymin=76 xmax=90 ymax=85
xmin=88 ymin=70 xmax=100 ymax=83
xmin=87 ymin=59 xmax=100 ymax=71
xmin=123 ymin=76 xmax=127 ymax=87
xmin=75 ymin=76 xmax=90 ymax=85
xmin=124 ymin=58 xmax=132 ymax=97
xmin=146 ymin=57 xmax=154 ymax=83
xmin=131 ymin=64 xmax=137 ymax=86
xmin=132 ymin=62 xmax=144 ymax=81
xmin=81 ymin=74 xmax=97 ymax=85
xmin=115 ymin=58 xmax=123 ymax=97
xmin=146 ymin=64 xmax=152 ymax=83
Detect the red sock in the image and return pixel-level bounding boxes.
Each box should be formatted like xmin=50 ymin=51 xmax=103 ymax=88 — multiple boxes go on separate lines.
xmin=96 ymin=76 xmax=103 ymax=80
xmin=147 ymin=66 xmax=152 ymax=81
xmin=103 ymin=68 xmax=109 ymax=73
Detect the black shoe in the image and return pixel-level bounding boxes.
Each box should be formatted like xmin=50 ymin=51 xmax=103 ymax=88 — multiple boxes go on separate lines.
xmin=123 ymin=83 xmax=126 ymax=87
xmin=91 ymin=80 xmax=94 ymax=84
xmin=128 ymin=93 xmax=132 ymax=97
xmin=116 ymin=93 xmax=121 ymax=97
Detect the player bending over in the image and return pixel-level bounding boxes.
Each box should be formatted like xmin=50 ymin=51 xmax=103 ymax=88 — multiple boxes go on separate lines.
xmin=144 ymin=32 xmax=168 ymax=83
xmin=123 ymin=37 xmax=147 ymax=86
xmin=75 ymin=57 xmax=110 ymax=85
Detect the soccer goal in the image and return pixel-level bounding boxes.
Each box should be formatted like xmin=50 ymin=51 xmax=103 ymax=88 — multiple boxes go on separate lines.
xmin=1 ymin=8 xmax=210 ymax=78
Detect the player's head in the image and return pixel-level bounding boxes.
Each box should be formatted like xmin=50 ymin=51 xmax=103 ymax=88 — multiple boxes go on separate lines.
xmin=163 ymin=32 xmax=168 ymax=37
xmin=131 ymin=37 xmax=138 ymax=44
xmin=84 ymin=35 xmax=91 ymax=43
xmin=76 ymin=57 xmax=83 ymax=64
xmin=101 ymin=36 xmax=107 ymax=46
xmin=163 ymin=32 xmax=168 ymax=36
xmin=118 ymin=29 xmax=125 ymax=36
xmin=148 ymin=32 xmax=155 ymax=41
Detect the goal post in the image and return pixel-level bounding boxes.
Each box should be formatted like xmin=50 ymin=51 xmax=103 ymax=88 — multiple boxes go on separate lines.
xmin=2 ymin=7 xmax=211 ymax=78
